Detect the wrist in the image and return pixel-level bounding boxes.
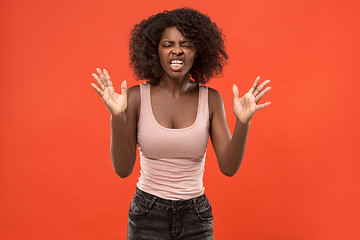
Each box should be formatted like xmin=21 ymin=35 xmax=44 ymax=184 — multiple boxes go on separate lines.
xmin=110 ymin=112 xmax=125 ymax=121
xmin=237 ymin=118 xmax=250 ymax=126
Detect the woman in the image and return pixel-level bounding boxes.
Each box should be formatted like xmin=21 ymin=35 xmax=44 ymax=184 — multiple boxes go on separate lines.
xmin=91 ymin=8 xmax=271 ymax=240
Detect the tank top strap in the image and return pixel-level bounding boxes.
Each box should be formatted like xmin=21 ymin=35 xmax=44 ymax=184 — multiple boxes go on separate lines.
xmin=198 ymin=83 xmax=209 ymax=124
xmin=139 ymin=82 xmax=151 ymax=118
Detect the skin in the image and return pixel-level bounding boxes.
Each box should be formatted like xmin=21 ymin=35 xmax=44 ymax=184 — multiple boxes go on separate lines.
xmin=91 ymin=27 xmax=271 ymax=178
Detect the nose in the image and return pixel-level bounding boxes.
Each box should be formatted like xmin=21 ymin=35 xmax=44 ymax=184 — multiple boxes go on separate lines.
xmin=171 ymin=46 xmax=183 ymax=55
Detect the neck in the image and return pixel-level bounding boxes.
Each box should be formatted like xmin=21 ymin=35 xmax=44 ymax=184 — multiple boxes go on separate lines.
xmin=159 ymin=74 xmax=193 ymax=96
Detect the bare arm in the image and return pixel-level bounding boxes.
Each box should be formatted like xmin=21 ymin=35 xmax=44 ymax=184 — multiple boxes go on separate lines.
xmin=110 ymin=86 xmax=139 ymax=177
xmin=91 ymin=68 xmax=139 ymax=178
xmin=209 ymin=76 xmax=271 ymax=177
xmin=209 ymin=93 xmax=250 ymax=176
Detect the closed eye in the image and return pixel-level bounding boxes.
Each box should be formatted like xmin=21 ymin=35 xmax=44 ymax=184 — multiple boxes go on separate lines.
xmin=181 ymin=41 xmax=193 ymax=48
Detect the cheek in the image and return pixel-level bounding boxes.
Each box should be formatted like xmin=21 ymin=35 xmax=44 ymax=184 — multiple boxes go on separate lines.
xmin=187 ymin=52 xmax=197 ymax=66
xmin=159 ymin=50 xmax=170 ymax=64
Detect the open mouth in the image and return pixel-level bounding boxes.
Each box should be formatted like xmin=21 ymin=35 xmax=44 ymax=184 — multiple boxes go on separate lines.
xmin=170 ymin=59 xmax=184 ymax=71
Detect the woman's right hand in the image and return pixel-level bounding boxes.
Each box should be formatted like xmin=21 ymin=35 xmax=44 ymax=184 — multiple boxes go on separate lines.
xmin=91 ymin=68 xmax=127 ymax=116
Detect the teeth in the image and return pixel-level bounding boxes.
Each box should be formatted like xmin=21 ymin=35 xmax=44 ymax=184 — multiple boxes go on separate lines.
xmin=170 ymin=60 xmax=183 ymax=65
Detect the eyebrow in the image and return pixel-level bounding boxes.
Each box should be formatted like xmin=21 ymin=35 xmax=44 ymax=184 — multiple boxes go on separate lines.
xmin=161 ymin=40 xmax=192 ymax=43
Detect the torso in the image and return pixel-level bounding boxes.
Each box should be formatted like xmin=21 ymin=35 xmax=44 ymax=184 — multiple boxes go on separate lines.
xmin=136 ymin=81 xmax=210 ymax=199
xmin=149 ymin=81 xmax=200 ymax=129
xmin=128 ymin=80 xmax=218 ymax=133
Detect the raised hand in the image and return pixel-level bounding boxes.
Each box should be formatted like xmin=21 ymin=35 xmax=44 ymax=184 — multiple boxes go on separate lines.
xmin=232 ymin=76 xmax=271 ymax=124
xmin=91 ymin=68 xmax=127 ymax=116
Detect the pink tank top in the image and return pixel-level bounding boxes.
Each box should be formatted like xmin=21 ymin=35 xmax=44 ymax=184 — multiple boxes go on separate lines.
xmin=136 ymin=82 xmax=210 ymax=200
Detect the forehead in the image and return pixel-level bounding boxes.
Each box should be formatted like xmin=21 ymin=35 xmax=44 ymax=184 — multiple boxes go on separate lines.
xmin=160 ymin=27 xmax=187 ymax=40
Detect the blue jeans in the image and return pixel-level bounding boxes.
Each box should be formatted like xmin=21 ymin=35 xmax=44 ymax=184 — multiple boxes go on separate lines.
xmin=127 ymin=187 xmax=214 ymax=240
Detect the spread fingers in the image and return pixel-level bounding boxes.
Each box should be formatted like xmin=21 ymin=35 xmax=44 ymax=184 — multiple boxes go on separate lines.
xmin=253 ymin=80 xmax=270 ymax=96
xmin=255 ymin=86 xmax=271 ymax=103
xmin=92 ymin=72 xmax=105 ymax=91
xmin=96 ymin=68 xmax=108 ymax=87
xmin=91 ymin=83 xmax=103 ymax=96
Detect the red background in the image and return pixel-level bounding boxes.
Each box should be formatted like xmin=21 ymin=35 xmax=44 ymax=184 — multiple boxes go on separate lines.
xmin=1 ymin=0 xmax=359 ymax=239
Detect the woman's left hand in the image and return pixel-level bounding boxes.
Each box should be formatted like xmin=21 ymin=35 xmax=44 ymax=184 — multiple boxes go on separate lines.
xmin=233 ymin=76 xmax=271 ymax=124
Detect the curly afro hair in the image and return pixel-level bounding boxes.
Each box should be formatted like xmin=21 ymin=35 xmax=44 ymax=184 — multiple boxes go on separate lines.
xmin=129 ymin=8 xmax=228 ymax=84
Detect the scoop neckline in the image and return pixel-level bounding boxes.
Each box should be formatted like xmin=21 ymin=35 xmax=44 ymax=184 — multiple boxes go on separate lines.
xmin=148 ymin=83 xmax=201 ymax=131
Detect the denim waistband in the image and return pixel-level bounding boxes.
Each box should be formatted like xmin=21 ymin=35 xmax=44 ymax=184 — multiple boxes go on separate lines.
xmin=134 ymin=187 xmax=207 ymax=209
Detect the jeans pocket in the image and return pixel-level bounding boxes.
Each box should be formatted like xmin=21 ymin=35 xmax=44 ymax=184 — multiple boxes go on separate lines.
xmin=194 ymin=198 xmax=213 ymax=221
xmin=129 ymin=198 xmax=149 ymax=216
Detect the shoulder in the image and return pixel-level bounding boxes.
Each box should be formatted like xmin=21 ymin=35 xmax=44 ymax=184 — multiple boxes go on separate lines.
xmin=127 ymin=84 xmax=140 ymax=101
xmin=207 ymin=87 xmax=224 ymax=106
xmin=198 ymin=84 xmax=223 ymax=102
xmin=126 ymin=84 xmax=141 ymax=116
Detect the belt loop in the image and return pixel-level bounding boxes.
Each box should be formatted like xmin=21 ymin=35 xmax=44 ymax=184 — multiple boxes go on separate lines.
xmin=149 ymin=196 xmax=156 ymax=209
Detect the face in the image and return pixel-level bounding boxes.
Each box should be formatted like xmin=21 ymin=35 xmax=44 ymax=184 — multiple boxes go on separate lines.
xmin=158 ymin=27 xmax=197 ymax=80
